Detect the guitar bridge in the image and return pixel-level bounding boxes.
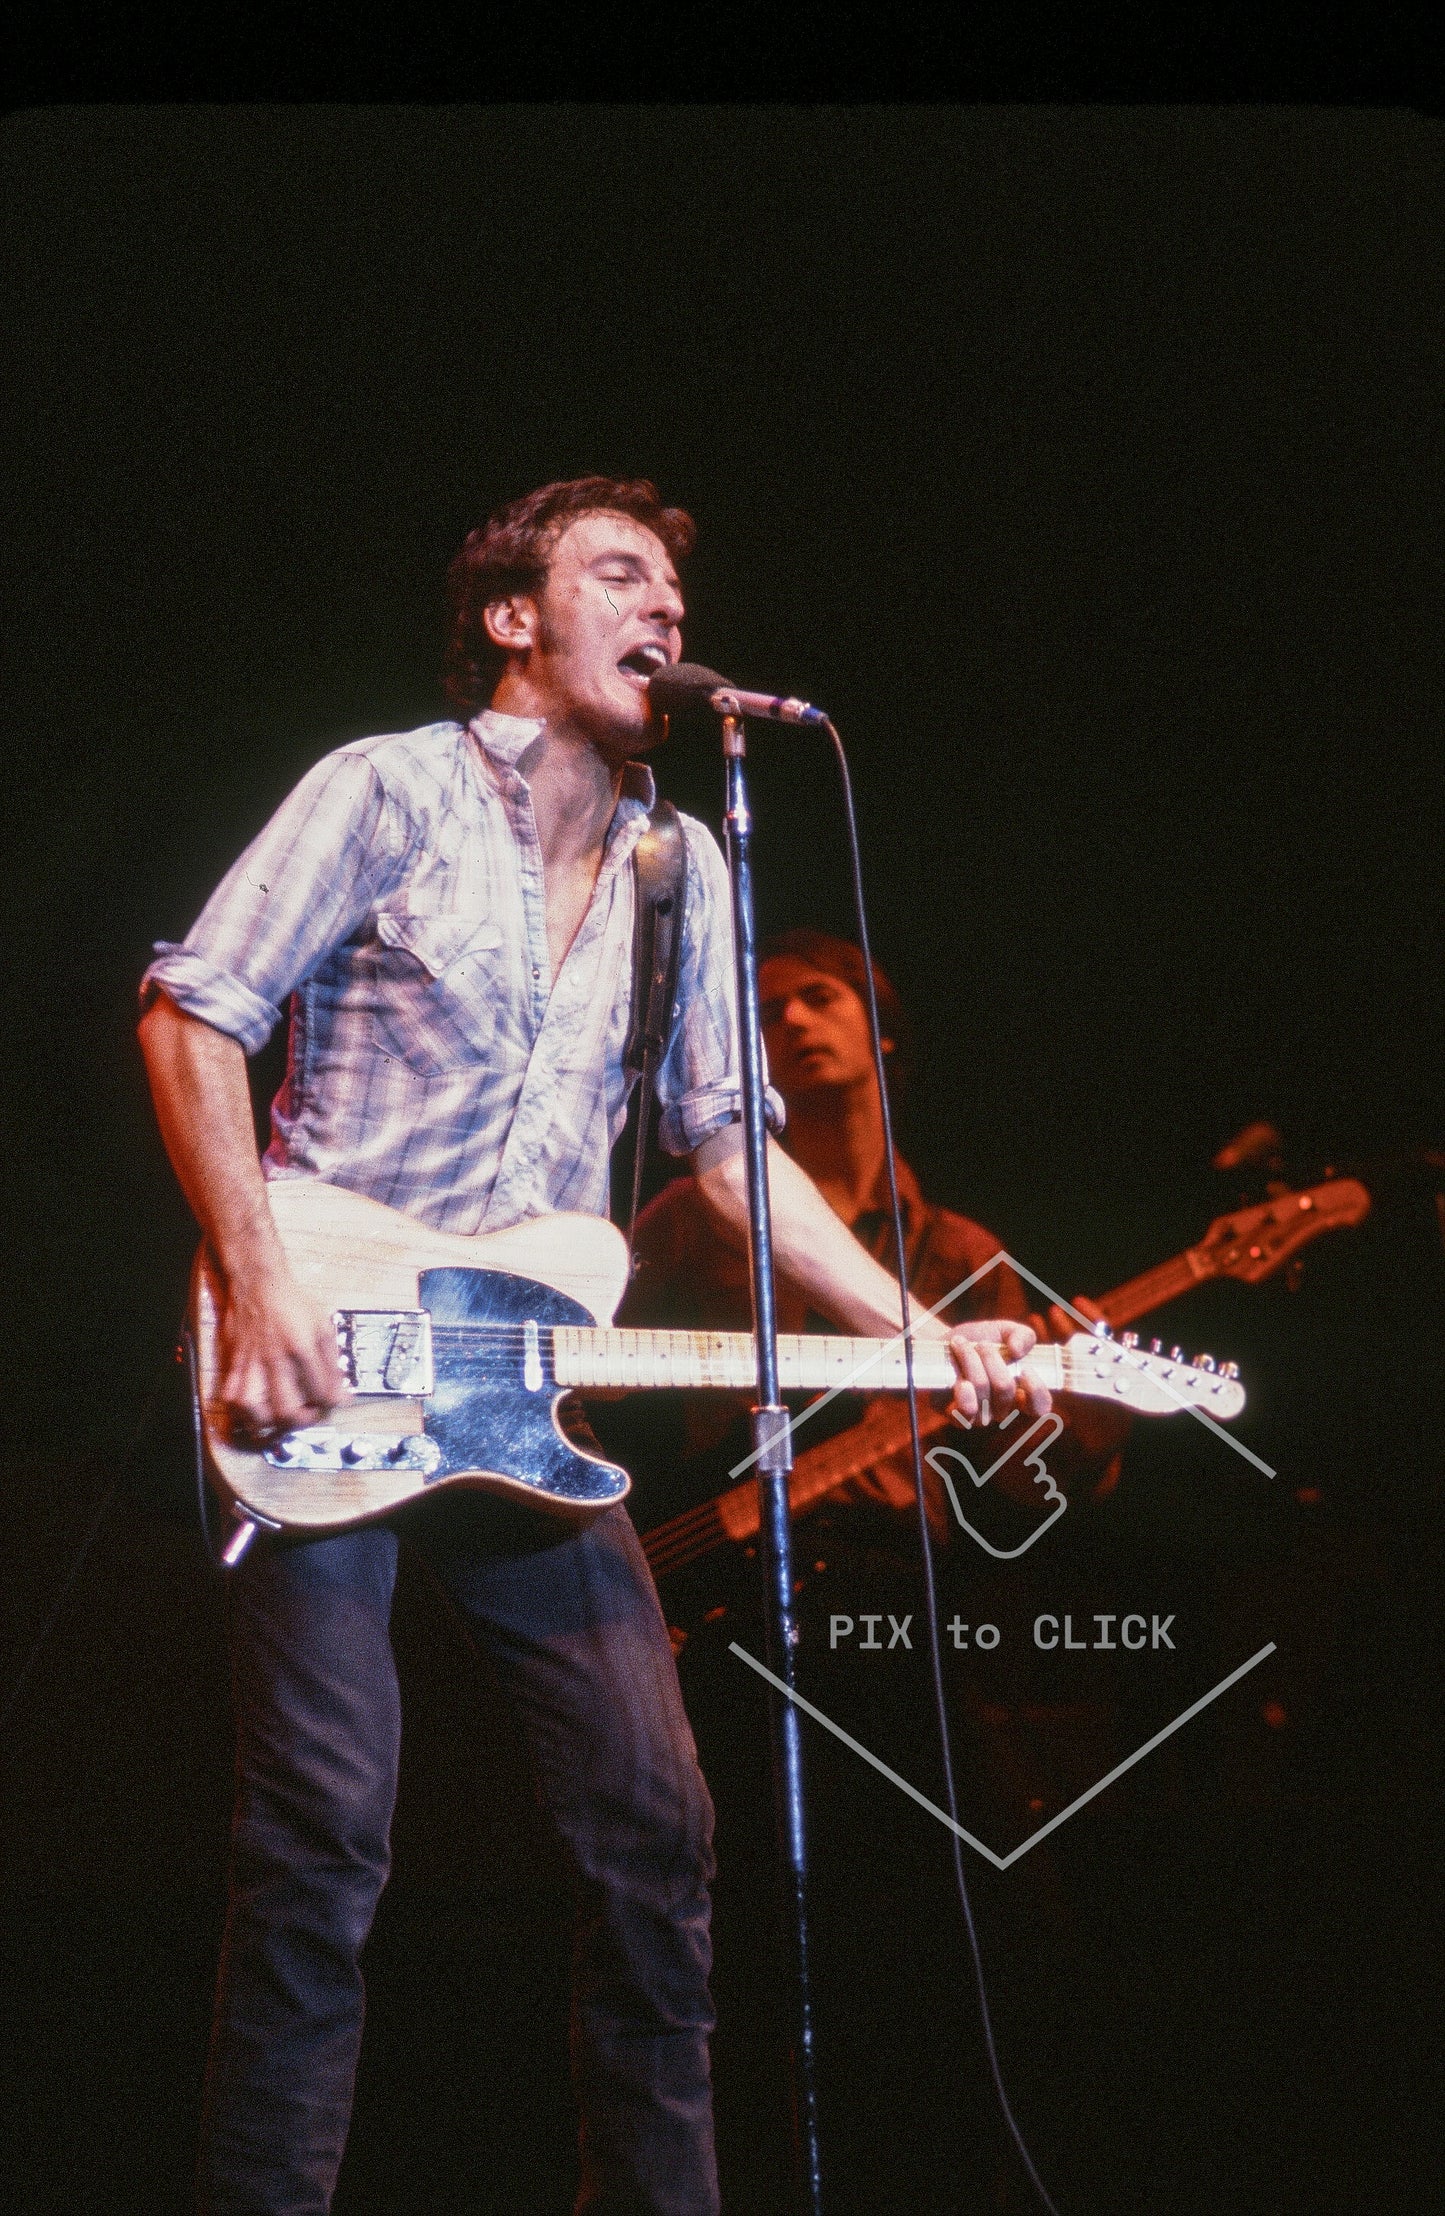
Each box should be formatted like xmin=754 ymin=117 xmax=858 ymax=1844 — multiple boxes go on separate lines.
xmin=335 ymin=1310 xmax=434 ymax=1396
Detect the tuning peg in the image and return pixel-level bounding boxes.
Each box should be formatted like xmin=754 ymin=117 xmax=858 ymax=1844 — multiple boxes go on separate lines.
xmin=1194 ymin=1354 xmax=1217 ymax=1372
xmin=1150 ymin=1339 xmax=1162 ymax=1355
xmin=1169 ymin=1347 xmax=1183 ymax=1362
xmin=1091 ymin=1320 xmax=1113 ymax=1339
xmin=1121 ymin=1332 xmax=1139 ymax=1349
xmin=1220 ymin=1360 xmax=1240 ymax=1380
xmin=340 ymin=1440 xmax=364 ymax=1465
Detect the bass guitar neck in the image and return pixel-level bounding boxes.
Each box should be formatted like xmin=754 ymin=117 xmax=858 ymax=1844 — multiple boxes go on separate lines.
xmin=640 ymin=1176 xmax=1369 ymax=1582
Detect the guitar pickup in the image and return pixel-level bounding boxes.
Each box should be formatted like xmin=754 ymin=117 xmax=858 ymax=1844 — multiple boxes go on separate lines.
xmin=334 ymin=1310 xmax=434 ymax=1396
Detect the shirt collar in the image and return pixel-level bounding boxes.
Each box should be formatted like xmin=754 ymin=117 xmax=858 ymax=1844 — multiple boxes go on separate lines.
xmin=468 ymin=711 xmax=657 ymax=815
xmin=853 ymin=1154 xmax=928 ymax=1258
xmin=469 ymin=708 xmax=546 ymax=771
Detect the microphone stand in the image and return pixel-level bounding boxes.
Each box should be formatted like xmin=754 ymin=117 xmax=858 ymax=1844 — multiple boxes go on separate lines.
xmin=717 ymin=703 xmax=825 ymax=2215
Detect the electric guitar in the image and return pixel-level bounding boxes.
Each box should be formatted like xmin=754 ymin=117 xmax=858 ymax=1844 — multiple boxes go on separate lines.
xmin=190 ymin=1178 xmax=1253 ymax=1540
xmin=640 ymin=1176 xmax=1370 ymax=1583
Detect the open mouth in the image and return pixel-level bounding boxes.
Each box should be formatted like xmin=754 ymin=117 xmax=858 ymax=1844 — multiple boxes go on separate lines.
xmin=617 ymin=643 xmax=670 ymax=687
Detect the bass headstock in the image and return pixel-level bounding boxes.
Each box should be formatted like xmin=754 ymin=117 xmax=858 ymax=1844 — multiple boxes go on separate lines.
xmin=1194 ymin=1177 xmax=1371 ymax=1286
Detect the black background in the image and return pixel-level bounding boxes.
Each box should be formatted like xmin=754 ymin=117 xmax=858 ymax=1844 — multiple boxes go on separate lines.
xmin=2 ymin=106 xmax=1442 ymax=2214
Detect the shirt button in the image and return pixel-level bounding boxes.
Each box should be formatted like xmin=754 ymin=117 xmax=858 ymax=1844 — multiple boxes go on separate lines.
xmin=532 ymin=965 xmax=541 ymax=979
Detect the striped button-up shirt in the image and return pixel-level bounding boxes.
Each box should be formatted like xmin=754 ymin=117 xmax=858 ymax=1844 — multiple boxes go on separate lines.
xmin=140 ymin=712 xmax=778 ymax=1234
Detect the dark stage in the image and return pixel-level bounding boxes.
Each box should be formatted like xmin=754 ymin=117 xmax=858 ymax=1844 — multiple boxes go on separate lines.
xmin=3 ymin=107 xmax=1442 ymax=2213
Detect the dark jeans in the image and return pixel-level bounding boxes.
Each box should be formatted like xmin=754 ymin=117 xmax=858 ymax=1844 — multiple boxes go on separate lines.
xmin=198 ymin=1499 xmax=719 ymax=2216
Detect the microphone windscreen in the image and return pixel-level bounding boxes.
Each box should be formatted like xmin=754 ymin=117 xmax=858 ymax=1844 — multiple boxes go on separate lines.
xmin=647 ymin=662 xmax=732 ymax=720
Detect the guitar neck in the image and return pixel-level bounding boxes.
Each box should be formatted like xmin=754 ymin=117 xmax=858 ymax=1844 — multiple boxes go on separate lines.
xmin=1094 ymin=1249 xmax=1208 ymax=1328
xmin=564 ymin=1236 xmax=1220 ymax=1399
xmin=641 ymin=1396 xmax=960 ymax=1577
xmin=637 ymin=1237 xmax=1218 ymax=1580
xmin=553 ymin=1325 xmax=967 ymax=1396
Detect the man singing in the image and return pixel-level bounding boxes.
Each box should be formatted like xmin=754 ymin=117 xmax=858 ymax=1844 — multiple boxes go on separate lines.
xmin=137 ymin=476 xmax=1047 ymax=2216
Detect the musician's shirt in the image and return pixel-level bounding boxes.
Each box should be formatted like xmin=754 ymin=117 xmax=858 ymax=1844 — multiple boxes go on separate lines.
xmin=140 ymin=713 xmax=779 ymax=1233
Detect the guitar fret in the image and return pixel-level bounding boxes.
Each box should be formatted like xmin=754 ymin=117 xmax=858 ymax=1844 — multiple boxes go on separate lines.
xmin=554 ymin=1327 xmax=1243 ymax=1413
xmin=553 ymin=1326 xmax=966 ymax=1395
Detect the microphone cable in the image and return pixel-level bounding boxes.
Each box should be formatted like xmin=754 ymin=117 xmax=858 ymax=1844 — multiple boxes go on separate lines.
xmin=819 ymin=716 xmax=1063 ymax=2216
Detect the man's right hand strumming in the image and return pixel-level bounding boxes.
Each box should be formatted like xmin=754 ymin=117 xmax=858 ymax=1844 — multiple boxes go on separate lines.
xmin=216 ymin=1267 xmax=349 ymax=1446
xmin=138 ymin=990 xmax=349 ymax=1443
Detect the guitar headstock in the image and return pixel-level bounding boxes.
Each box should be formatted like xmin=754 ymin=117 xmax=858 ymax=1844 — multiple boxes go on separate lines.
xmin=1059 ymin=1333 xmax=1247 ymax=1418
xmin=1195 ymin=1177 xmax=1371 ymax=1286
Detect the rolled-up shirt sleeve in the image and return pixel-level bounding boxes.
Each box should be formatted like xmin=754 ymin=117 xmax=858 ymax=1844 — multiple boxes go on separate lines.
xmin=654 ymin=818 xmax=786 ymax=1155
xmin=139 ymin=749 xmax=397 ymax=1053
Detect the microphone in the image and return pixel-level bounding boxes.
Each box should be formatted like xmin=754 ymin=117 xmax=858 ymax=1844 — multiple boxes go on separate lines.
xmin=647 ymin=661 xmax=830 ymax=728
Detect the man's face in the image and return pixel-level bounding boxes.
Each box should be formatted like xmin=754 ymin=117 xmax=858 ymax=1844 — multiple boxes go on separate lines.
xmin=488 ymin=511 xmax=684 ymax=750
xmin=759 ymin=956 xmax=888 ymax=1101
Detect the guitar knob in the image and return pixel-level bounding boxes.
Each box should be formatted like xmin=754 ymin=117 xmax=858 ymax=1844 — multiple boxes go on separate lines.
xmin=1194 ymin=1354 xmax=1216 ymax=1372
xmin=1121 ymin=1332 xmax=1139 ymax=1349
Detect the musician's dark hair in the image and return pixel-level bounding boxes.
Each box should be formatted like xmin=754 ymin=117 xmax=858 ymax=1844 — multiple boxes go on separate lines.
xmin=443 ymin=476 xmax=696 ymax=712
xmin=758 ymin=929 xmax=914 ymax=1117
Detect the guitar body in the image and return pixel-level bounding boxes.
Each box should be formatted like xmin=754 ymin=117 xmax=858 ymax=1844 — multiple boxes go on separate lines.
xmin=192 ymin=1179 xmax=633 ymax=1533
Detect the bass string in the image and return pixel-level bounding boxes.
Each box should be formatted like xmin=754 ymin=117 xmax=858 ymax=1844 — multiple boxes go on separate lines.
xmin=642 ymin=1521 xmax=730 ymax=1576
xmin=643 ymin=1501 xmax=731 ymax=1550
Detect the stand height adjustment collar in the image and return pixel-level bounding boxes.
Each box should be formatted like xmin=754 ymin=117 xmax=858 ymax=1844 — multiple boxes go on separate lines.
xmin=751 ymin=1404 xmax=795 ymax=1477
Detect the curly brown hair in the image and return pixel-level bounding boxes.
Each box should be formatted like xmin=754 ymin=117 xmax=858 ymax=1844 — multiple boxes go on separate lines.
xmin=443 ymin=476 xmax=697 ymax=712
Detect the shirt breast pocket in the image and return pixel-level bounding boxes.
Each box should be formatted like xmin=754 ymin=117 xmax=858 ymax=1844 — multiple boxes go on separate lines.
xmin=372 ymin=911 xmax=508 ymax=1076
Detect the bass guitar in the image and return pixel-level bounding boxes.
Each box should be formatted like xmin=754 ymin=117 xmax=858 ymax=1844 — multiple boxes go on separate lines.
xmin=640 ymin=1176 xmax=1369 ymax=1584
xmin=191 ymin=1178 xmax=1251 ymax=1540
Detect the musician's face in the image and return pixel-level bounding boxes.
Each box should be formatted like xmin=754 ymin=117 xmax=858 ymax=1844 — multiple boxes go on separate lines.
xmin=486 ymin=511 xmax=684 ymax=751
xmin=758 ymin=957 xmax=889 ymax=1100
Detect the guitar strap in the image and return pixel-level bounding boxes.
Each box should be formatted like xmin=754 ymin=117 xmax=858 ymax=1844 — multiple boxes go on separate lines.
xmin=623 ymin=797 xmax=688 ymax=1259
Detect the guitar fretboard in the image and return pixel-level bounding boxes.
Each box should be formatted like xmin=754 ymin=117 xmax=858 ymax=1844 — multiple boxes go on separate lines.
xmin=1096 ymin=1253 xmax=1203 ymax=1327
xmin=551 ymin=1326 xmax=1063 ymax=1396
